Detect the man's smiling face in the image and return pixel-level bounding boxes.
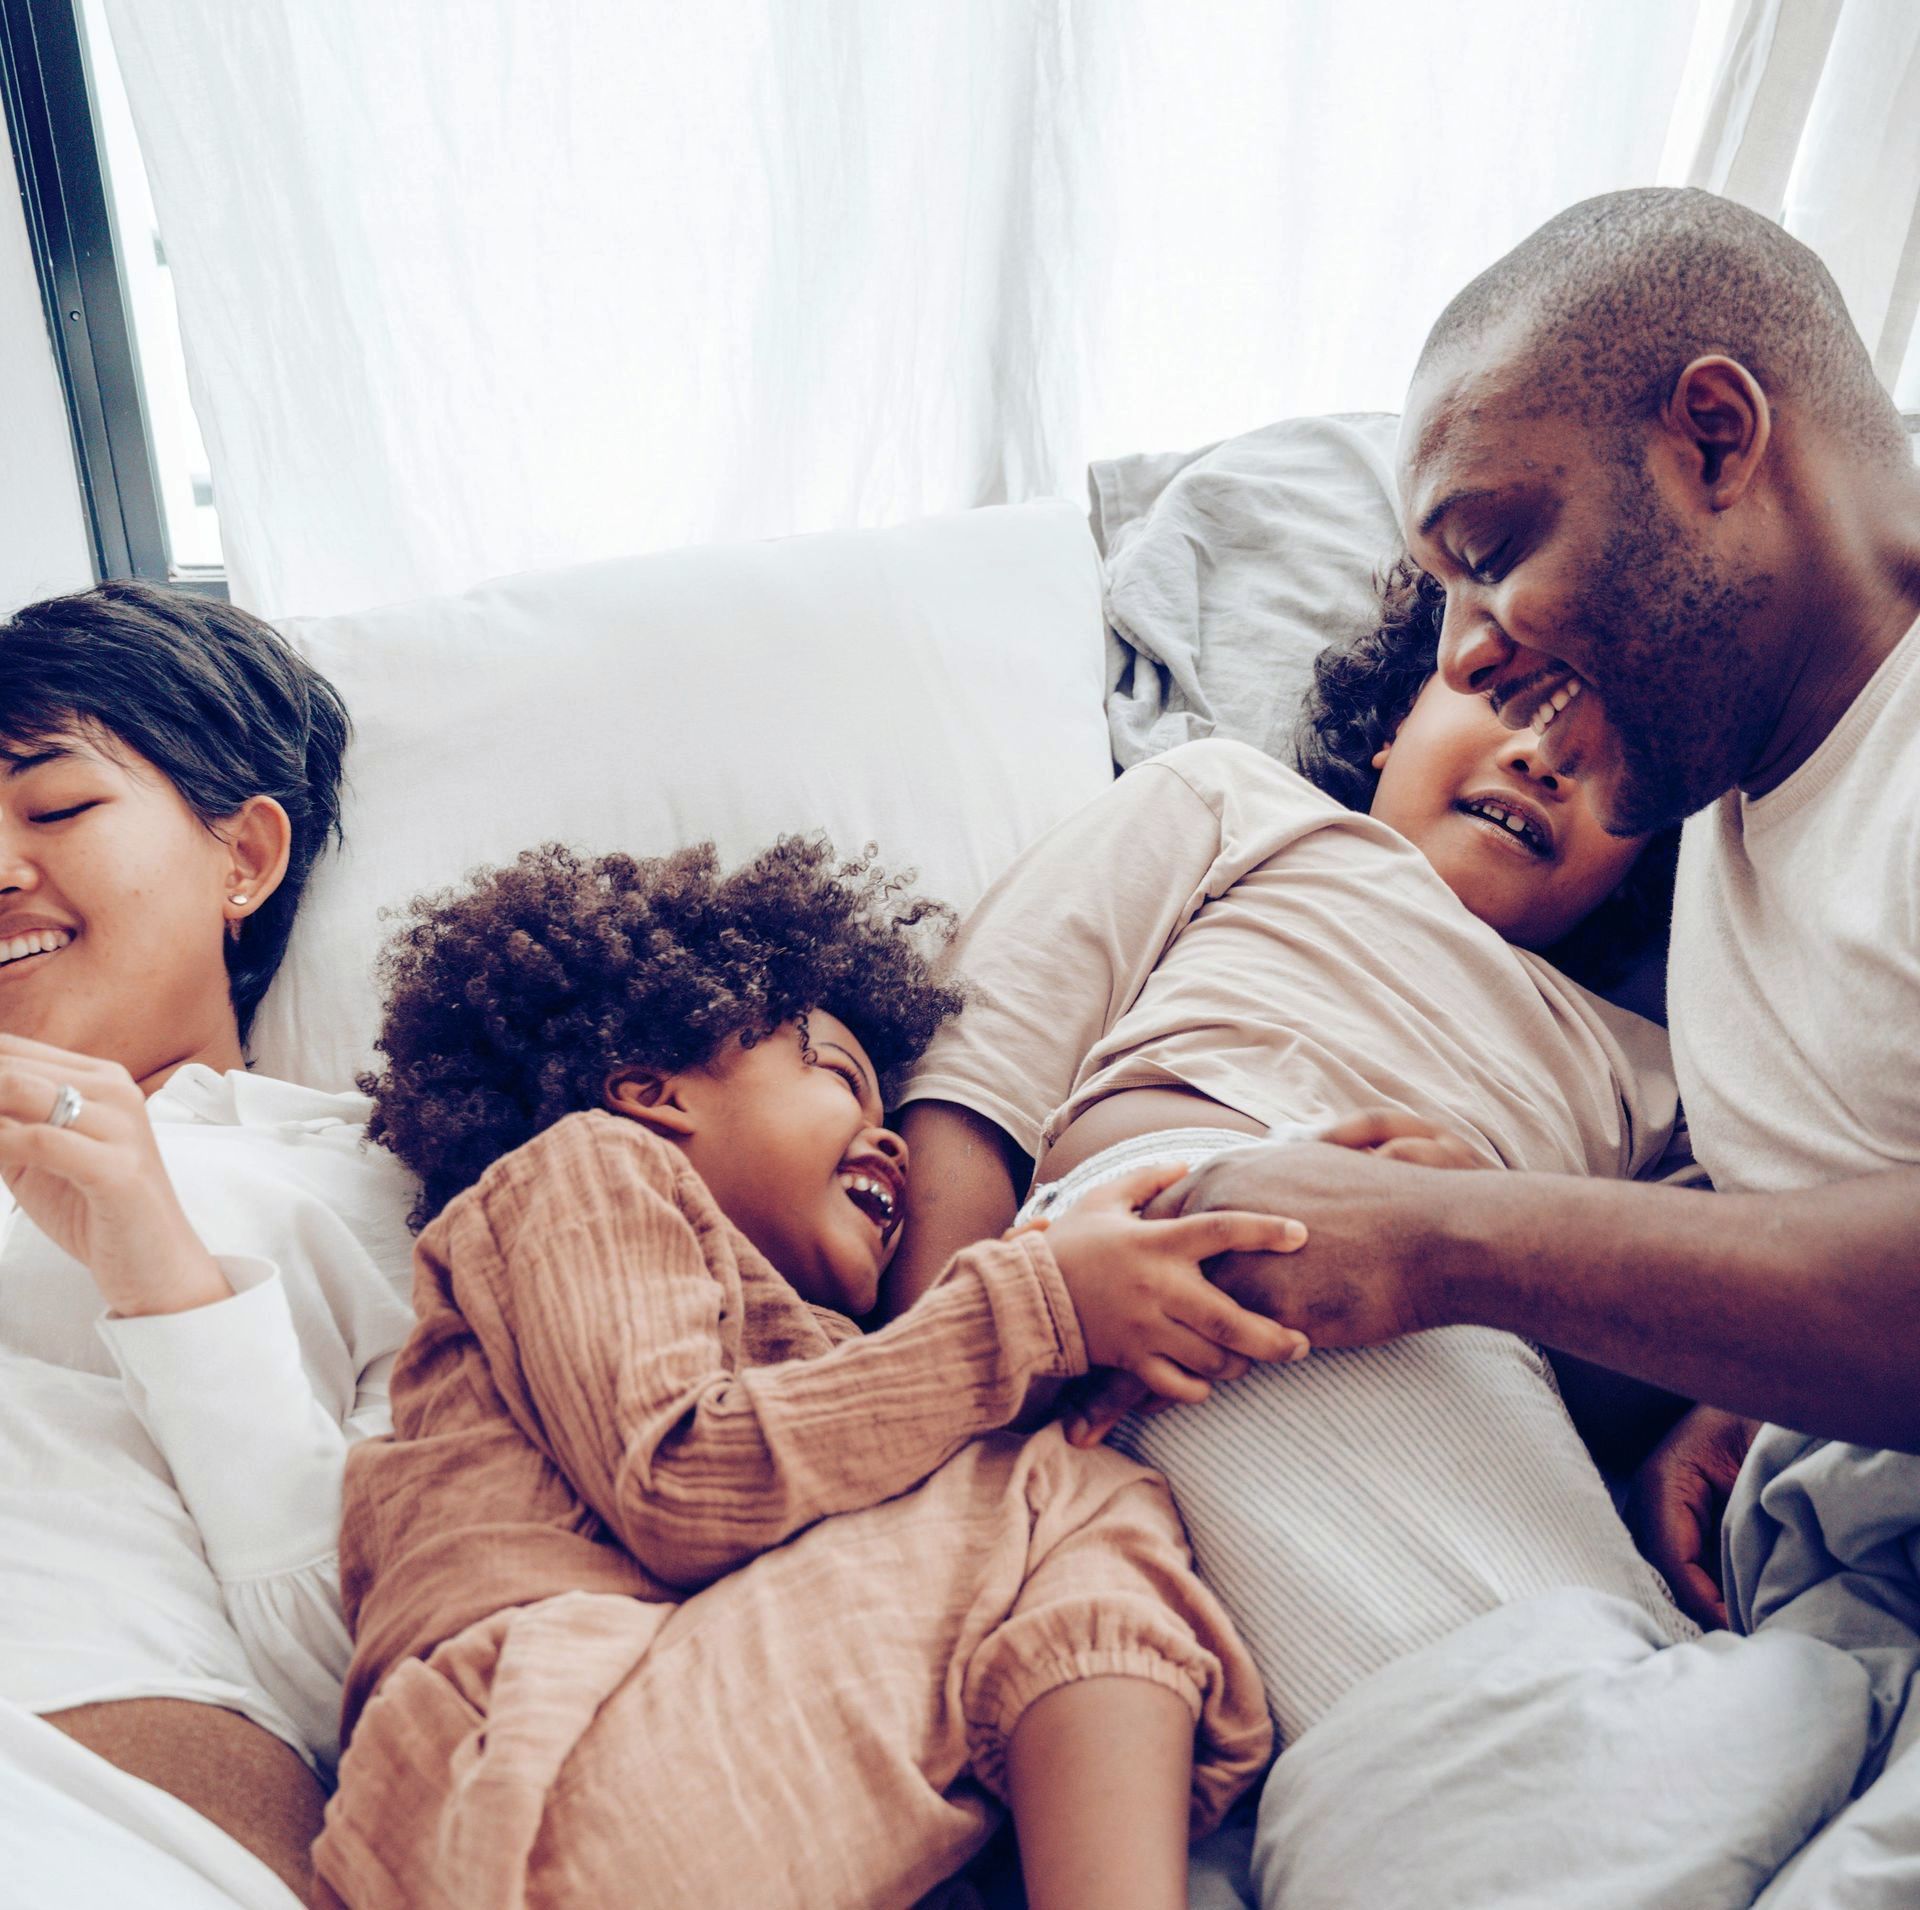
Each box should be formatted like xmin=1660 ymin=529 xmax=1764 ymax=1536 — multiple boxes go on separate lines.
xmin=1398 ymin=358 xmax=1781 ymax=837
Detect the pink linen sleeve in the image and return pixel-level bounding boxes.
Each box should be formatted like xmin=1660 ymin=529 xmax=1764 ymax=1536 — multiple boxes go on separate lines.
xmin=442 ymin=1119 xmax=1088 ymax=1591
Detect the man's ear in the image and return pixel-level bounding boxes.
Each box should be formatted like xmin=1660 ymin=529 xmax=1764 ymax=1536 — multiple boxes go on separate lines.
xmin=1662 ymin=356 xmax=1771 ymax=509
xmin=603 ymin=1066 xmax=698 ymax=1139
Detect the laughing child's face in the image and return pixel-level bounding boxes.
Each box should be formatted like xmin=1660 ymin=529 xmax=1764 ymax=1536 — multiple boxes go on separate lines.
xmin=605 ymin=1010 xmax=907 ymax=1315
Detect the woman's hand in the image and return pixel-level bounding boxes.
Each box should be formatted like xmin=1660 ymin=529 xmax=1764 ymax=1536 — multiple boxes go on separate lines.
xmin=0 ymin=1034 xmax=231 ymax=1316
xmin=1036 ymin=1161 xmax=1310 ymax=1425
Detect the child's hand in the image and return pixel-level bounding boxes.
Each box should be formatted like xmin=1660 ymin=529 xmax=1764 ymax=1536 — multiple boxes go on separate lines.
xmin=1039 ymin=1161 xmax=1310 ymax=1411
xmin=1318 ymin=1109 xmax=1489 ymax=1171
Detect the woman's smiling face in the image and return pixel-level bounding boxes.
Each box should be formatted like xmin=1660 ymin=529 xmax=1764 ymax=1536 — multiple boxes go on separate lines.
xmin=0 ymin=726 xmax=270 ymax=1084
xmin=1368 ymin=673 xmax=1649 ymax=949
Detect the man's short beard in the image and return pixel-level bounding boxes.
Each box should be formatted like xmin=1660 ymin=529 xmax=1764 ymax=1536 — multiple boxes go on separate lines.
xmin=1571 ymin=455 xmax=1777 ymax=835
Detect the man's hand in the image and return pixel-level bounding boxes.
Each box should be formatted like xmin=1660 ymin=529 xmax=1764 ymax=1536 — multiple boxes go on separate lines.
xmin=1039 ymin=1161 xmax=1310 ymax=1412
xmin=1627 ymin=1403 xmax=1760 ymax=1628
xmin=1147 ymin=1140 xmax=1439 ymax=1344
xmin=1057 ymin=1135 xmax=1920 ymax=1456
xmin=1061 ymin=1137 xmax=1448 ymax=1446
xmin=1318 ymin=1109 xmax=1492 ymax=1173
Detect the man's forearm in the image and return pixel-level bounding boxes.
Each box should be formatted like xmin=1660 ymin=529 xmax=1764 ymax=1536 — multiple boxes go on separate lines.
xmin=1432 ymin=1167 xmax=1920 ymax=1450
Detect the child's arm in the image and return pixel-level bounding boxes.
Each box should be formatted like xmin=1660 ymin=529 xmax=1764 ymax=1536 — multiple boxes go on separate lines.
xmin=436 ymin=1116 xmax=1091 ymax=1592
xmin=889 ymin=756 xmax=1232 ymax=1312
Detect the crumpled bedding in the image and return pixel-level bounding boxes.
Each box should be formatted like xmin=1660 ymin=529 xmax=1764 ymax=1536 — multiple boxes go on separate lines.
xmin=1245 ymin=1430 xmax=1920 ymax=1908
xmin=1087 ymin=413 xmax=1403 ymax=772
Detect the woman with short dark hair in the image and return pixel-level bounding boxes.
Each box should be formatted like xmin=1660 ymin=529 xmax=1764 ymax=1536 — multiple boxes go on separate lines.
xmin=0 ymin=583 xmax=413 ymax=1908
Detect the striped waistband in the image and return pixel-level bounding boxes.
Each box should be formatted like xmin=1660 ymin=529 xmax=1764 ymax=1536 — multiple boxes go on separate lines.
xmin=1018 ymin=1125 xmax=1300 ymax=1224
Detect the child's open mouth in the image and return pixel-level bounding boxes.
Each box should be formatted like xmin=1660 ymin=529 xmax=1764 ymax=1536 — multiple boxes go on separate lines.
xmin=839 ymin=1171 xmax=900 ymax=1239
xmin=1453 ymin=795 xmax=1553 ymax=859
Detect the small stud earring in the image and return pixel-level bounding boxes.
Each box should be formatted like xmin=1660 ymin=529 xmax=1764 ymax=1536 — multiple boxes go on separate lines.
xmin=229 ymin=894 xmax=250 ymax=908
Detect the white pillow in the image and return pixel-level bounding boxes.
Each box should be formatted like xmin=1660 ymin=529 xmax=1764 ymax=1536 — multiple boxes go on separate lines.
xmin=253 ymin=501 xmax=1110 ymax=1089
xmin=1090 ymin=413 xmax=1404 ymax=771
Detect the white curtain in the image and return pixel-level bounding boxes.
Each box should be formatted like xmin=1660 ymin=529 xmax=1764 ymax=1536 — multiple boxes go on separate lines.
xmin=107 ymin=2 xmax=1736 ymax=616
xmin=1665 ymin=0 xmax=1920 ymax=410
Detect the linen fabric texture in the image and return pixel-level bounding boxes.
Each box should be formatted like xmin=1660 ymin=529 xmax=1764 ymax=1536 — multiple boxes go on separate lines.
xmin=0 ymin=1065 xmax=415 ymax=1777
xmin=319 ymin=1115 xmax=1268 ymax=1910
xmin=251 ymin=502 xmax=1112 ymax=1092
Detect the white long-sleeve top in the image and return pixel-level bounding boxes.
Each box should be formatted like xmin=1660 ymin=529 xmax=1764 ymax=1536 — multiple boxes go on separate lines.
xmin=0 ymin=1065 xmax=416 ymax=1777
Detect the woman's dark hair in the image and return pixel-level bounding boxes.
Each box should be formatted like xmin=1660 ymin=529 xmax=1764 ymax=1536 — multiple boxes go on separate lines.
xmin=1293 ymin=555 xmax=1678 ymax=992
xmin=366 ymin=837 xmax=966 ymax=1229
xmin=0 ymin=582 xmax=350 ymax=1040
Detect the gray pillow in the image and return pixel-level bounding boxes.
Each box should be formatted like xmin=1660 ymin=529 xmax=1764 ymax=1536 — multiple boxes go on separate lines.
xmin=1089 ymin=412 xmax=1404 ymax=771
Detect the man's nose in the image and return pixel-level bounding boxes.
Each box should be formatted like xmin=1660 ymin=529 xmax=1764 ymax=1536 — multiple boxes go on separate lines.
xmin=1437 ymin=592 xmax=1513 ymax=695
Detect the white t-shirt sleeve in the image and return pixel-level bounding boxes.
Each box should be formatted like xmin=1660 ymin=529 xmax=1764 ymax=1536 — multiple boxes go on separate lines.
xmin=97 ymin=1255 xmax=398 ymax=1773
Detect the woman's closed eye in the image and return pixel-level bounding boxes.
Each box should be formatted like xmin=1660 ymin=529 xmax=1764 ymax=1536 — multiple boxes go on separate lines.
xmin=29 ymin=801 xmax=102 ymax=825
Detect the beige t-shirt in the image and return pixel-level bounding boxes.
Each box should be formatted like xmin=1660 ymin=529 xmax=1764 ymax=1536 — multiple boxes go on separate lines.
xmin=904 ymin=739 xmax=1677 ymax=1178
xmin=1669 ymin=614 xmax=1920 ymax=1195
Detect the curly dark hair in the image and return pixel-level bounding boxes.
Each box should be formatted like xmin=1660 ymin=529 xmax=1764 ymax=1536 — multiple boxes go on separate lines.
xmin=365 ymin=837 xmax=965 ymax=1229
xmin=1293 ymin=555 xmax=1678 ymax=992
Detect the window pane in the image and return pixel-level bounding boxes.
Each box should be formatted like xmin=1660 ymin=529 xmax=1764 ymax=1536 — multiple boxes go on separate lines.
xmin=78 ymin=0 xmax=222 ymax=575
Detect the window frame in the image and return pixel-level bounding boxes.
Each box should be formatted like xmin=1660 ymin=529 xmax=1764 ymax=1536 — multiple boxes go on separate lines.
xmin=1 ymin=0 xmax=224 ymax=598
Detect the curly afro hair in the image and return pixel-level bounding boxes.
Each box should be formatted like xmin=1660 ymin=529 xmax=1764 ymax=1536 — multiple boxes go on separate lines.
xmin=1293 ymin=555 xmax=1678 ymax=994
xmin=365 ymin=837 xmax=965 ymax=1229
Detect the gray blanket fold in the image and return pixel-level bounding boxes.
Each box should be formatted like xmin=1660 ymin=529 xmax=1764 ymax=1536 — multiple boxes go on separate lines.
xmin=1247 ymin=1435 xmax=1920 ymax=1908
xmin=1088 ymin=413 xmax=1403 ymax=771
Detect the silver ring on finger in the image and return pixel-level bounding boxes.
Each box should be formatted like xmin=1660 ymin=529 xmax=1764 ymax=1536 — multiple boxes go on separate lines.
xmin=45 ymin=1082 xmax=84 ymax=1131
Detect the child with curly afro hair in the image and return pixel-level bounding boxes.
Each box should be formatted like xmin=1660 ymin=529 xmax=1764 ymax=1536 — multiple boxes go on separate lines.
xmin=364 ymin=836 xmax=967 ymax=1233
xmin=321 ymin=834 xmax=1295 ymax=1910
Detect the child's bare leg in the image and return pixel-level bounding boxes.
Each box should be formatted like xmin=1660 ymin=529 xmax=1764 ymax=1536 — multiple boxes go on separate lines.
xmin=1004 ymin=1676 xmax=1193 ymax=1910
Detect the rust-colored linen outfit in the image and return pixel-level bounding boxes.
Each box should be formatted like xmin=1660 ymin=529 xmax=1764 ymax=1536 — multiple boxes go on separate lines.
xmin=314 ymin=1114 xmax=1267 ymax=1910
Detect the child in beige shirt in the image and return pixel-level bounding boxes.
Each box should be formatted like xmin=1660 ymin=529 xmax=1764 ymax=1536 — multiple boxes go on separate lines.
xmin=891 ymin=561 xmax=1698 ymax=1763
xmin=316 ymin=838 xmax=1285 ymax=1910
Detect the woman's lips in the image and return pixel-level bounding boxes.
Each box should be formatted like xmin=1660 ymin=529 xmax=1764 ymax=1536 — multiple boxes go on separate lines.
xmin=0 ymin=929 xmax=73 ymax=978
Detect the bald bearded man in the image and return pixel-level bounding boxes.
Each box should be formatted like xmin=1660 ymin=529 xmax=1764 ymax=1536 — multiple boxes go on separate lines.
xmin=1145 ymin=189 xmax=1920 ymax=1908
